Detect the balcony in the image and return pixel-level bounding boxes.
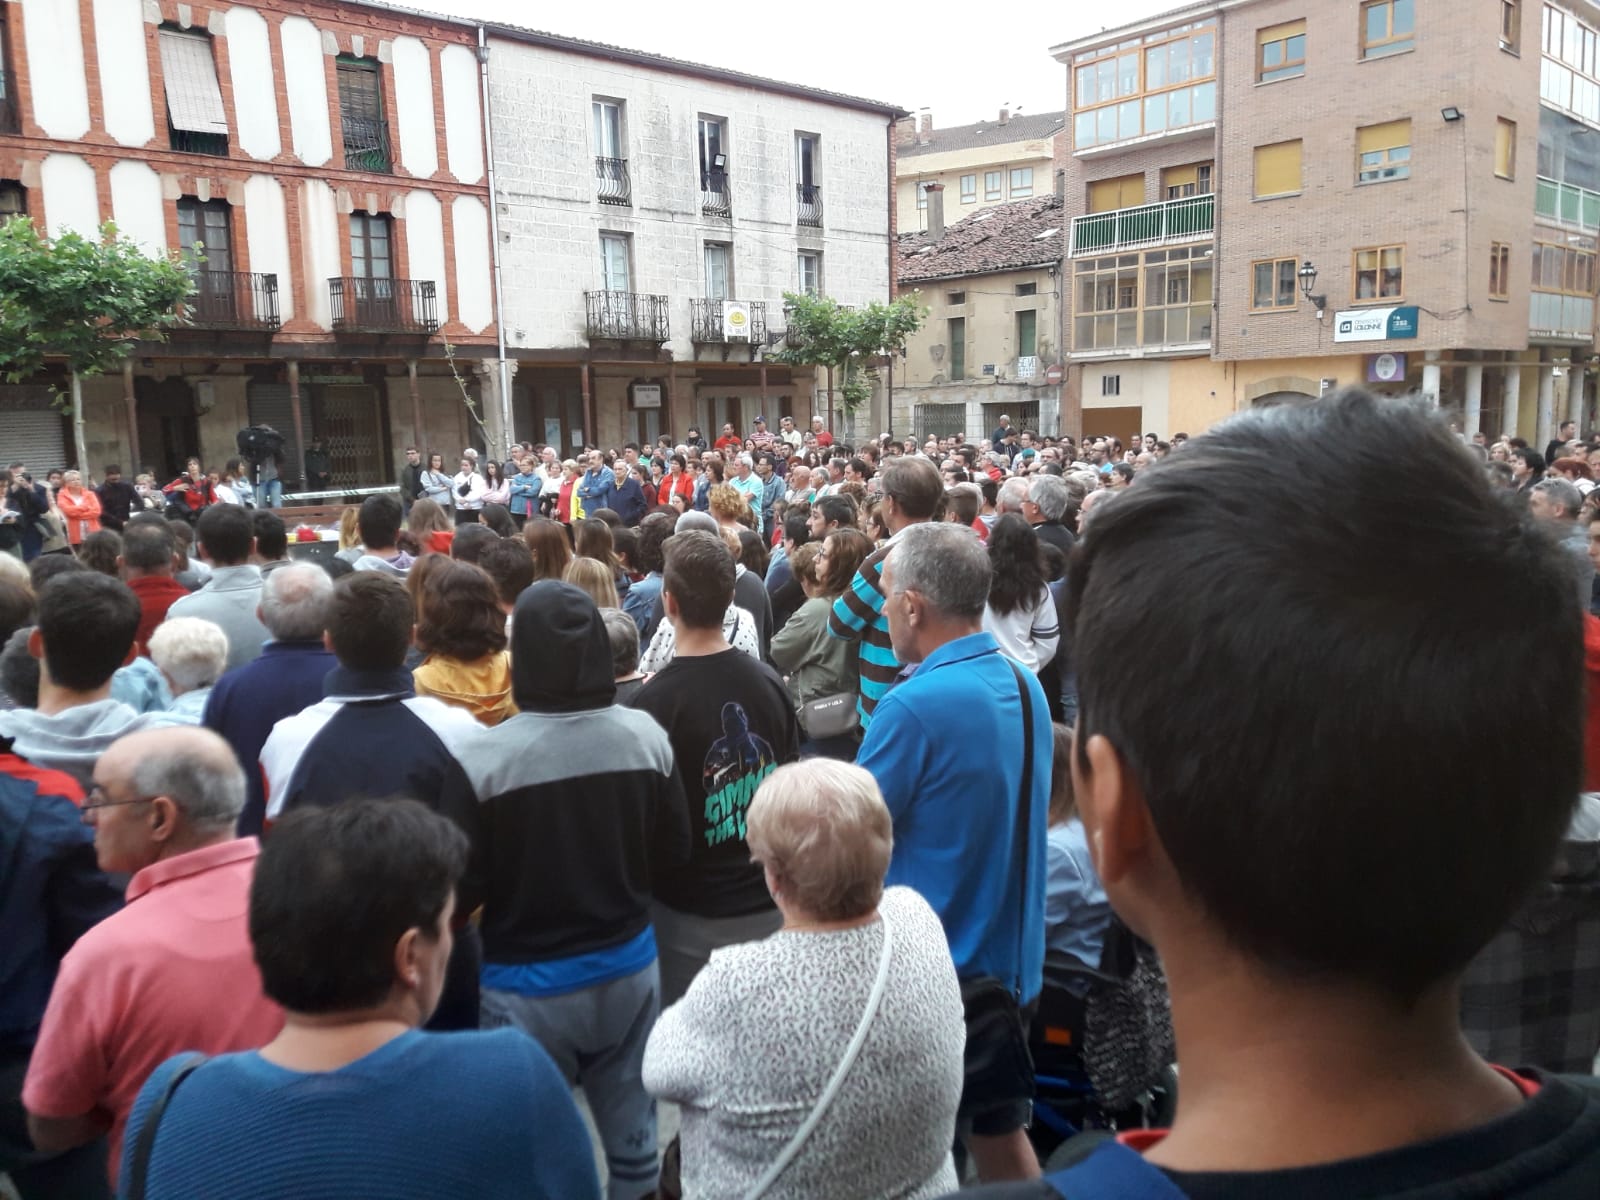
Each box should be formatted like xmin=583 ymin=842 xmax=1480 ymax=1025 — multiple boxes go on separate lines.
xmin=690 ymin=299 xmax=768 ymax=344
xmin=341 ymin=116 xmax=392 ymax=174
xmin=596 ymin=157 xmax=631 ymax=206
xmin=797 ymin=183 xmax=823 ymax=227
xmin=167 ymin=125 xmax=228 ymax=157
xmin=585 ymin=290 xmax=669 ymax=342
xmin=1536 ymin=176 xmax=1600 ymax=232
xmin=328 ymin=277 xmax=438 ymax=335
xmin=1070 ymin=194 xmax=1215 ymax=257
xmin=701 ymin=170 xmax=731 ymax=218
xmin=182 ymin=271 xmax=281 ymax=332
xmin=1529 ymin=291 xmax=1596 ymax=343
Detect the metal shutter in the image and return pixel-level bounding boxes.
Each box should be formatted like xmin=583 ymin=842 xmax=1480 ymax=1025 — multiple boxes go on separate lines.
xmin=0 ymin=407 xmax=69 ymax=472
xmin=246 ymin=383 xmax=310 ymax=485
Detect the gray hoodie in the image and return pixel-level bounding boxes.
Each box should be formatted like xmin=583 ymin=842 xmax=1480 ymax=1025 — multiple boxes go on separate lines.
xmin=0 ymin=700 xmax=161 ymax=787
xmin=353 ymin=549 xmax=414 ymax=578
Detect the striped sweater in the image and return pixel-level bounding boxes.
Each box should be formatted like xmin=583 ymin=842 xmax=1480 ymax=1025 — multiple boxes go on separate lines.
xmin=827 ymin=541 xmax=902 ymax=729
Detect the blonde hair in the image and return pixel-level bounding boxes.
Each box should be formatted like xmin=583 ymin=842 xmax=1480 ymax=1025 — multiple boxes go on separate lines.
xmin=707 ymin=482 xmax=749 ymax=526
xmin=337 ymin=507 xmax=361 ymax=551
xmin=746 ymin=761 xmax=892 ymax=922
xmin=0 ymin=554 xmax=31 ymax=592
xmin=562 ymin=557 xmax=619 ymax=609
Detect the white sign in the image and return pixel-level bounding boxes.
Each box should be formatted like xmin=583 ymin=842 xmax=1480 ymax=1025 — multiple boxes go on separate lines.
xmin=1332 ymin=309 xmax=1392 ymax=343
xmin=631 ymin=383 xmax=662 ymax=409
xmin=722 ymin=301 xmax=752 ymax=341
xmin=1016 ymin=356 xmax=1038 ymax=380
xmin=1371 ymin=353 xmax=1404 ymax=382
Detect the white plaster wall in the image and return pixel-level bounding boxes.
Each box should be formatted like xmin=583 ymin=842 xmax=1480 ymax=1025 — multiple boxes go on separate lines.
xmin=22 ymin=0 xmax=91 ymax=140
xmin=440 ymin=45 xmax=484 ymax=185
xmin=224 ymin=7 xmax=280 ymax=160
xmin=40 ymin=155 xmax=100 ymax=238
xmin=451 ymin=195 xmax=492 ymax=333
xmin=298 ymin=179 xmax=339 ymax=329
xmin=108 ymin=161 xmax=165 ymax=254
xmin=391 ymin=37 xmax=439 ymax=179
xmin=404 ymin=190 xmax=447 ymax=326
xmin=486 ymin=37 xmax=891 ymax=356
xmin=92 ymin=0 xmax=153 ymax=147
xmin=280 ymin=17 xmax=332 ymax=167
xmin=244 ymin=175 xmax=293 ymax=322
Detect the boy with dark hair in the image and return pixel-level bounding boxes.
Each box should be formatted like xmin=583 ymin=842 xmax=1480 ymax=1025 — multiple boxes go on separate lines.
xmin=352 ymin=493 xmax=412 ymax=578
xmin=250 ymin=510 xmax=289 ymax=576
xmin=167 ymin=505 xmax=268 ymax=670
xmin=964 ymin=389 xmax=1600 ymax=1198
xmin=634 ymin=532 xmax=798 ymax=1005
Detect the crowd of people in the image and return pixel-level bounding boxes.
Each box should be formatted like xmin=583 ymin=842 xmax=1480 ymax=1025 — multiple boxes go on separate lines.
xmin=2 ymin=392 xmax=1598 ymax=1200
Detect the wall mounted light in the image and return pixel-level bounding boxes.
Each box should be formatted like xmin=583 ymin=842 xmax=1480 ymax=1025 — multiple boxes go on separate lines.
xmin=1441 ymin=106 xmax=1464 ymax=122
xmin=1298 ymin=260 xmax=1327 ymax=315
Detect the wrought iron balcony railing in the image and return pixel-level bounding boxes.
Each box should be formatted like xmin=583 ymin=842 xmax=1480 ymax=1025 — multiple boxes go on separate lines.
xmin=585 ymin=290 xmax=669 ymax=341
xmin=168 ymin=125 xmax=229 ymax=157
xmin=341 ymin=116 xmax=392 ymax=174
xmin=182 ymin=271 xmax=281 ymax=331
xmin=1070 ymin=193 xmax=1214 ymax=257
xmin=596 ymin=157 xmax=632 ymax=206
xmin=797 ymin=183 xmax=823 ymax=227
xmin=329 ymin=277 xmax=438 ymax=334
xmin=690 ymin=299 xmax=767 ymax=344
xmin=701 ymin=170 xmax=731 ymax=217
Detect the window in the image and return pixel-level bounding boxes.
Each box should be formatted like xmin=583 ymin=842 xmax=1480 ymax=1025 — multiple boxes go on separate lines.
xmin=0 ymin=180 xmax=24 ymax=217
xmin=960 ymin=174 xmax=977 ymax=203
xmin=947 ymin=290 xmax=966 ymax=304
xmin=593 ymin=100 xmax=624 ymax=158
xmin=1496 ymin=117 xmax=1517 ymax=179
xmin=1501 ymin=0 xmax=1520 ymax=51
xmin=349 ymin=212 xmax=392 ymax=280
xmin=1254 ymin=140 xmax=1303 ymax=198
xmin=798 ymin=250 xmax=821 ymax=296
xmin=1533 ymin=242 xmax=1596 ymax=294
xmin=336 ymin=57 xmax=390 ymax=173
xmin=158 ymin=27 xmax=228 ymax=155
xmin=1074 ymin=245 xmax=1213 ymax=351
xmin=1088 ymin=173 xmax=1144 ymax=213
xmin=1354 ymin=245 xmax=1404 ymax=300
xmin=1251 ymin=257 xmax=1299 ymax=309
xmin=1162 ymin=162 xmax=1212 ymax=199
xmin=796 ymin=133 xmax=819 ymax=188
xmin=1541 ymin=6 xmax=1600 ymax=123
xmin=176 ymin=197 xmax=233 ymax=272
xmin=1489 ymin=242 xmax=1511 ymax=299
xmin=984 ymin=171 xmax=1002 ymax=200
xmin=704 ymin=243 xmax=730 ymax=301
xmin=594 ymin=101 xmax=629 ymax=205
xmin=1016 ymin=282 xmax=1037 ymax=297
xmin=698 ymin=117 xmax=728 ymax=210
xmin=0 ymin=13 xmax=17 ymax=133
xmin=948 ymin=318 xmax=966 ymax=380
xmin=1258 ymin=20 xmax=1307 ymax=82
xmin=600 ymin=233 xmax=631 ymax=292
xmin=1016 ymin=309 xmax=1038 ymax=358
xmin=1357 ymin=119 xmax=1411 ymax=183
xmin=917 ymin=181 xmax=932 ymax=209
xmin=1010 ymin=167 xmax=1034 ymax=197
xmin=1362 ymin=0 xmax=1414 ymax=59
xmin=1072 ymin=21 xmax=1217 ymax=149
xmin=1101 ymin=375 xmax=1122 ymax=397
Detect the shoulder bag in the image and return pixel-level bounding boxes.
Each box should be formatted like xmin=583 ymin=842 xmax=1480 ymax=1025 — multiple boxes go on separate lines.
xmin=124 ymin=1052 xmax=208 ymax=1200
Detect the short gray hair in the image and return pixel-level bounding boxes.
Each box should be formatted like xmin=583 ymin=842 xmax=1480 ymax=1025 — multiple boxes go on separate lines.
xmin=996 ymin=477 xmax=1030 ymax=512
xmin=886 ymin=522 xmax=990 ymax=619
xmin=675 ymin=510 xmax=719 ymax=535
xmin=1027 ymin=474 xmax=1070 ymax=522
xmin=127 ymin=727 xmax=245 ymax=833
xmin=260 ymin=563 xmax=333 ymax=641
xmin=1532 ymin=477 xmax=1583 ymax=518
xmin=147 ymin=617 xmax=229 ymax=694
xmin=599 ymin=606 xmax=639 ymax=678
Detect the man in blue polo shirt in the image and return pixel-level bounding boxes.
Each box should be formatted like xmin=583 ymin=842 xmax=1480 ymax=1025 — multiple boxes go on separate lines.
xmin=855 ymin=522 xmax=1050 ymax=1185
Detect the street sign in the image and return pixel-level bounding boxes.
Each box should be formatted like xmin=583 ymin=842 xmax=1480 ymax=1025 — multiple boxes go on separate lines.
xmin=1367 ymin=352 xmax=1407 ymax=383
xmin=1043 ymin=363 xmax=1065 ymax=385
xmin=1332 ymin=305 xmax=1420 ymax=343
xmin=1016 ymin=356 xmax=1038 ymax=380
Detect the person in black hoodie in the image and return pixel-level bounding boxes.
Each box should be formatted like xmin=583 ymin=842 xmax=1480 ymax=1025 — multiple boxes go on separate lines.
xmin=442 ymin=581 xmax=690 ymax=1200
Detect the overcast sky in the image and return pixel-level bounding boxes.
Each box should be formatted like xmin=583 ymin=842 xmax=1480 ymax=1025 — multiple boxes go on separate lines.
xmin=433 ymin=0 xmax=1183 ymax=125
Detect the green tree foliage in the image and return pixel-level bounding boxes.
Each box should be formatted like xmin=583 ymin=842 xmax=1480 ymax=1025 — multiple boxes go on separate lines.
xmin=774 ymin=290 xmax=925 ymax=414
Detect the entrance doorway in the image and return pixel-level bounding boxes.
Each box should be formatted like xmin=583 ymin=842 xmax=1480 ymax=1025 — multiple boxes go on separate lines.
xmin=134 ymin=377 xmax=199 ymax=479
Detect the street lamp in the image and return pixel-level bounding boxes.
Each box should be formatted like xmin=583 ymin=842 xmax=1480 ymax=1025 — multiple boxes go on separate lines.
xmin=1298 ymin=260 xmax=1327 ymax=316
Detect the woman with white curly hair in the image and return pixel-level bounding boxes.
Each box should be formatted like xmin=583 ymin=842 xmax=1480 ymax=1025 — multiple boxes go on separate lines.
xmin=147 ymin=617 xmax=230 ymax=724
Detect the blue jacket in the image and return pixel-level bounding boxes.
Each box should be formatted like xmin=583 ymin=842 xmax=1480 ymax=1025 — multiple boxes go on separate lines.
xmin=612 ymin=476 xmax=647 ymax=526
xmin=507 ymin=471 xmax=541 ymax=519
xmin=576 ymin=468 xmax=617 ymax=515
xmin=0 ymin=751 xmax=122 ymax=1050
xmin=204 ymin=640 xmax=337 ymax=837
xmin=856 ymin=631 xmax=1049 ymax=1002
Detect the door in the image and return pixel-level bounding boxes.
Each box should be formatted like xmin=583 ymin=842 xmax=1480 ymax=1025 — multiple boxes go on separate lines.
xmin=135 ymin=377 xmax=200 ymax=479
xmin=318 ymin=385 xmax=383 ymax=487
xmin=593 ymin=101 xmax=622 ymax=158
xmin=349 ymin=212 xmax=395 ymax=327
xmin=177 ymin=198 xmax=235 ymax=323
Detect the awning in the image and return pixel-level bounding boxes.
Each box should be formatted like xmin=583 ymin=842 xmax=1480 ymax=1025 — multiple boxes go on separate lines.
xmin=158 ymin=30 xmax=229 ymax=135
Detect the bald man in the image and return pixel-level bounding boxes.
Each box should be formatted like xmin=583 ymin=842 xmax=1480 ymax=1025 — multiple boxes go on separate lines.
xmin=23 ymin=727 xmax=282 ymax=1188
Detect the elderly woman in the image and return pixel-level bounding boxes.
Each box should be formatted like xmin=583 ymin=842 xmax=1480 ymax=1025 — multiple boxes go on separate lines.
xmin=643 ymin=760 xmax=964 ymax=1200
xmin=147 ymin=616 xmax=231 ymax=724
xmin=56 ymin=470 xmax=102 ymax=547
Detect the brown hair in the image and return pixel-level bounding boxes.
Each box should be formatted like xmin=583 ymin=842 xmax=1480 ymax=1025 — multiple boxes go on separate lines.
xmin=405 ymin=551 xmax=452 ymax=627
xmin=522 ymin=517 xmax=573 ymax=582
xmin=407 ymin=499 xmax=452 ymax=537
xmin=707 ymin=483 xmax=749 ymax=526
xmin=663 ymin=530 xmax=734 ymax=630
xmin=789 ymin=541 xmax=822 ymax=588
xmin=574 ymin=518 xmax=620 ymax=569
xmin=1048 ymin=722 xmax=1077 ymax=828
xmin=415 ymin=559 xmax=507 ymax=661
xmin=819 ymin=528 xmax=874 ymax=597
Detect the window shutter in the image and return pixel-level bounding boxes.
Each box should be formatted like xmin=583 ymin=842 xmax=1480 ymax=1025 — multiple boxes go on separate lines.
xmin=1257 ymin=18 xmax=1307 ymax=43
xmin=1254 ymin=140 xmax=1303 ymax=197
xmin=1089 ymin=173 xmax=1143 ymax=213
xmin=1357 ymin=119 xmax=1411 ymax=154
xmin=158 ymin=29 xmax=229 ymax=134
xmin=1496 ymin=118 xmax=1517 ymax=177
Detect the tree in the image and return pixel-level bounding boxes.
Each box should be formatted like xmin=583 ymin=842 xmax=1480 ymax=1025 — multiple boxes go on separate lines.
xmin=773 ymin=291 xmax=925 ymax=427
xmin=0 ymin=216 xmax=192 ymax=471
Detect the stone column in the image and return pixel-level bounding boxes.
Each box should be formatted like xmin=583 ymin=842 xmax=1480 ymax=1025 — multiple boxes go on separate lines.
xmin=1536 ymin=349 xmax=1556 ymax=453
xmin=1463 ymin=363 xmax=1483 ymax=438
xmin=1502 ymin=360 xmax=1522 ymax=440
xmin=1421 ymin=350 xmax=1442 ymax=407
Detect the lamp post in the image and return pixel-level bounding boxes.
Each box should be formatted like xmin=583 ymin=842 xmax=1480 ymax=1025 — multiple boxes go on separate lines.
xmin=1298 ymin=260 xmax=1328 ymax=318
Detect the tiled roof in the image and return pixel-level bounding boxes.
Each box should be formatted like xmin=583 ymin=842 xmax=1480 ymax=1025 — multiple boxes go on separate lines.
xmin=899 ymin=111 xmax=1067 ymax=159
xmin=897 ymin=195 xmax=1064 ymax=284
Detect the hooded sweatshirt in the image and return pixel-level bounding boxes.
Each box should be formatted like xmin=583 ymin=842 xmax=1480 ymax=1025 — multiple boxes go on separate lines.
xmin=440 ymin=582 xmax=691 ymax=994
xmin=0 ymin=701 xmax=160 ymax=788
xmin=413 ymin=651 xmax=516 ymax=726
xmin=352 ymin=548 xmax=415 ymax=578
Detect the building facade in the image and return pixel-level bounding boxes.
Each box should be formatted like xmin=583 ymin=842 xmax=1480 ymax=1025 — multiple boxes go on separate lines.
xmin=1052 ymin=0 xmax=1591 ymax=447
xmin=485 ymin=28 xmax=901 ymax=454
xmin=896 ymin=188 xmax=1062 ymax=442
xmin=896 ymin=108 xmax=1065 ymax=235
xmin=0 ymin=0 xmax=500 ymax=487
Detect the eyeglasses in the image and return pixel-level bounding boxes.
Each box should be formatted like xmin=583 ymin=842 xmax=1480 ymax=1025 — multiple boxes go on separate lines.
xmin=82 ymin=787 xmax=158 ymax=814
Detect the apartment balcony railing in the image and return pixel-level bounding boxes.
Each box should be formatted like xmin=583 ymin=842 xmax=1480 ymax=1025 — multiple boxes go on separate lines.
xmin=182 ymin=271 xmax=281 ymax=331
xmin=329 ymin=277 xmax=438 ymax=334
xmin=585 ymin=290 xmax=669 ymax=341
xmin=689 ymin=299 xmax=768 ymax=344
xmin=341 ymin=116 xmax=392 ymax=174
xmin=1529 ymin=291 xmax=1596 ymax=342
xmin=596 ymin=157 xmax=632 ymax=206
xmin=1070 ymin=193 xmax=1215 ymax=257
xmin=1536 ymin=176 xmax=1600 ymax=231
xmin=701 ymin=170 xmax=732 ymax=217
xmin=797 ymin=183 xmax=823 ymax=227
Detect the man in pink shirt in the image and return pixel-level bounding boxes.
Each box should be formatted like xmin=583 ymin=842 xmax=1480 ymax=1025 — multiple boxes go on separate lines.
xmin=22 ymin=725 xmax=283 ymax=1188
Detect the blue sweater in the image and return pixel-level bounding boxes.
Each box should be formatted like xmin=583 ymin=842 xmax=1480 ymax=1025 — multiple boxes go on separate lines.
xmin=119 ymin=1028 xmax=600 ymax=1199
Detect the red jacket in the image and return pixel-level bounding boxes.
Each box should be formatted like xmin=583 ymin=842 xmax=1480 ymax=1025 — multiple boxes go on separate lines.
xmin=162 ymin=475 xmax=214 ymax=513
xmin=129 ymin=574 xmax=192 ymax=652
xmin=714 ymin=435 xmax=744 ymax=455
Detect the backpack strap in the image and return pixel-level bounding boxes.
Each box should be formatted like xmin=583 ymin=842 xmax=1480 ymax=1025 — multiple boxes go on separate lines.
xmin=125 ymin=1052 xmax=207 ymax=1200
xmin=1042 ymin=1141 xmax=1189 ymax=1200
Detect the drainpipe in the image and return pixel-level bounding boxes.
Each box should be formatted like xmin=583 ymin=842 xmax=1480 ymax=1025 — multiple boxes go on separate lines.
xmin=477 ymin=26 xmax=513 ymax=455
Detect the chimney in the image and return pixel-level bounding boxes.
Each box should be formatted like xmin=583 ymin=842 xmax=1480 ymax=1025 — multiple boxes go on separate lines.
xmin=999 ymin=104 xmax=1011 ymax=126
xmin=917 ymin=109 xmax=932 ymax=145
xmin=895 ymin=115 xmax=917 ymax=147
xmin=1054 ymin=168 xmax=1066 ymax=201
xmin=926 ymin=182 xmax=946 ymax=241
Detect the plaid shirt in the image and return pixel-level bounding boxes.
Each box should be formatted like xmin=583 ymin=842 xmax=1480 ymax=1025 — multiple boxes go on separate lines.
xmin=1460 ymin=795 xmax=1600 ymax=1075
